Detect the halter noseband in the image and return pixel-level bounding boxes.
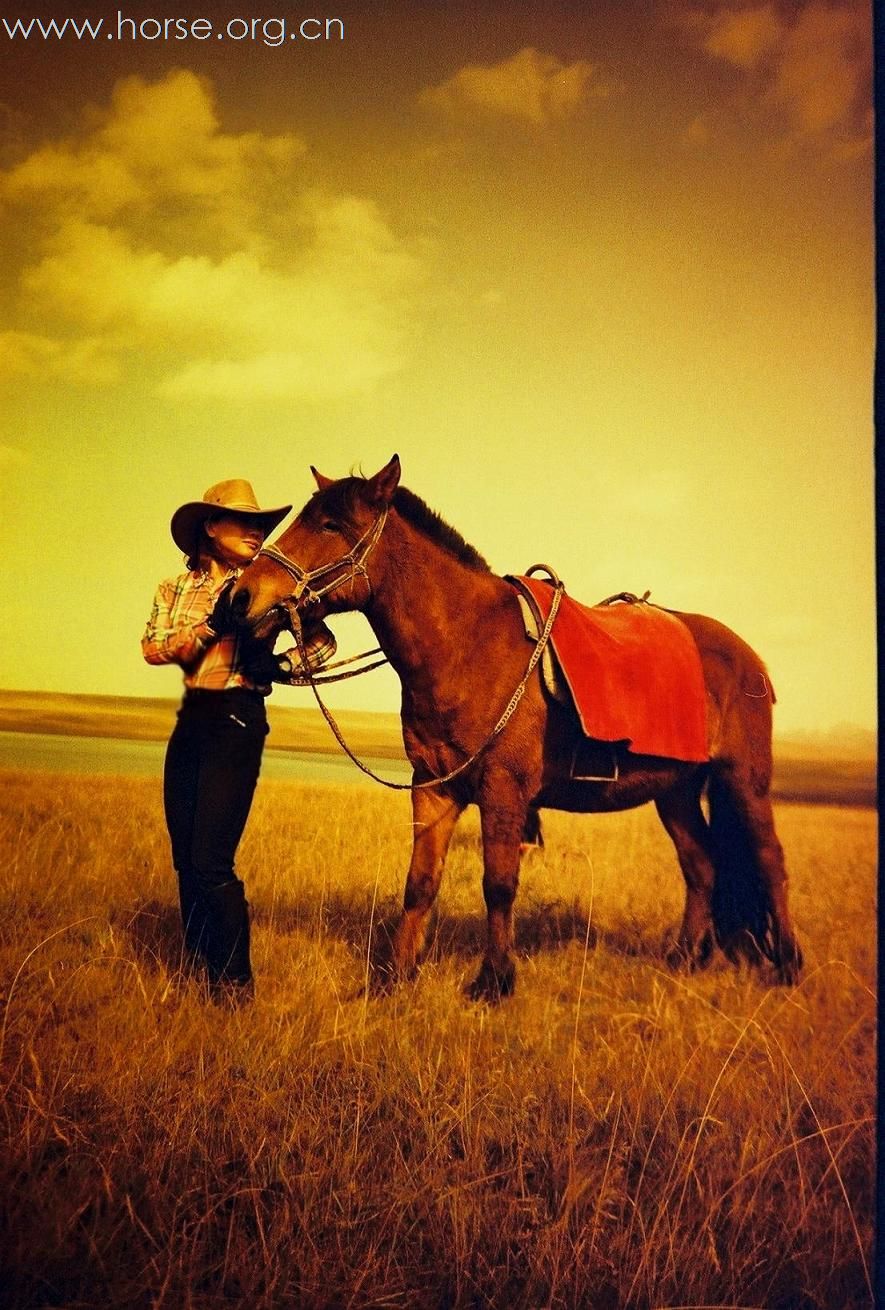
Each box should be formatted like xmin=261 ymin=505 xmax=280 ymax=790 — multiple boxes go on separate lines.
xmin=256 ymin=506 xmax=389 ymax=609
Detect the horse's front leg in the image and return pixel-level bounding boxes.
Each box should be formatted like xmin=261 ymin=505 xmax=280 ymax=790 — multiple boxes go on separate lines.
xmin=469 ymin=779 xmax=527 ymax=1002
xmin=390 ymin=787 xmax=463 ymax=981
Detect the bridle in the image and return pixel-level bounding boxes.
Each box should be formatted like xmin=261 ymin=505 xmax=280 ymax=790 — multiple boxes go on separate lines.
xmin=248 ymin=498 xmax=566 ymax=792
xmin=247 ymin=504 xmax=391 ymax=686
xmin=257 ymin=506 xmax=389 ymax=609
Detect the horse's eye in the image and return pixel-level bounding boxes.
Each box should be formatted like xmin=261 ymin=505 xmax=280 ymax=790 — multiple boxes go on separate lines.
xmin=321 ymin=520 xmax=339 ymax=534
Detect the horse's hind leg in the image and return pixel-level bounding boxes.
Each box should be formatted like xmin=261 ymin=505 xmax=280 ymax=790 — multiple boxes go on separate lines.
xmin=390 ymin=788 xmax=463 ymax=981
xmin=469 ymin=777 xmax=527 ymax=1001
xmin=655 ymin=774 xmax=717 ymax=969
xmin=709 ymin=768 xmax=803 ymax=984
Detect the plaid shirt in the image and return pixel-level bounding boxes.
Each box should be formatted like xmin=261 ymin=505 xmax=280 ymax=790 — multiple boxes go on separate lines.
xmin=142 ymin=568 xmax=336 ymax=691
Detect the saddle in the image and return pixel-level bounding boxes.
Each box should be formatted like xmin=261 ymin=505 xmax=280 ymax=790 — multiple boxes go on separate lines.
xmin=507 ymin=574 xmax=709 ymax=769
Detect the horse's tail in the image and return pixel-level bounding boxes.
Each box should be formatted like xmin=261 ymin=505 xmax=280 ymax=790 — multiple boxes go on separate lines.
xmin=707 ymin=771 xmax=779 ymax=966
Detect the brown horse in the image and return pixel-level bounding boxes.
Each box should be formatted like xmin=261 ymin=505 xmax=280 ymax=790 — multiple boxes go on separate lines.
xmin=231 ymin=455 xmax=802 ymax=1000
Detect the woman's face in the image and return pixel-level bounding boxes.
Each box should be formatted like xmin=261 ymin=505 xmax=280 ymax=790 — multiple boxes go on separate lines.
xmin=204 ymin=513 xmax=267 ymax=568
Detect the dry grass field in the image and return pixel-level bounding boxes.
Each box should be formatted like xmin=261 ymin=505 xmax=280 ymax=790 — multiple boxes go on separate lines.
xmin=0 ymin=767 xmax=875 ymax=1309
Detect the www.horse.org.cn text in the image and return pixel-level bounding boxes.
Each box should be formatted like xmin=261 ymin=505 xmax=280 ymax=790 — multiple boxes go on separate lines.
xmin=1 ymin=13 xmax=346 ymax=46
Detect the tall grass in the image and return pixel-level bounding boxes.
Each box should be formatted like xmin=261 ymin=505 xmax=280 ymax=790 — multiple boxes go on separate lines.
xmin=0 ymin=769 xmax=875 ymax=1309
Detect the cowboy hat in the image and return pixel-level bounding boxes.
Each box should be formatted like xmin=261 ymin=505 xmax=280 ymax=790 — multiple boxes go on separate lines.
xmin=171 ymin=479 xmax=292 ymax=559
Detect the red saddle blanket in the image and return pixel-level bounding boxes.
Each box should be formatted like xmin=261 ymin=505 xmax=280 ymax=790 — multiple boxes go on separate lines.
xmin=511 ymin=575 xmax=709 ymax=763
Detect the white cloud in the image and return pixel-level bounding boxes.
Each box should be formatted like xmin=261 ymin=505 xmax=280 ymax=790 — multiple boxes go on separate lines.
xmin=0 ymin=327 xmax=120 ymax=385
xmin=2 ymin=70 xmax=304 ymax=226
xmin=702 ymin=5 xmax=784 ymax=69
xmin=0 ymin=72 xmax=423 ymax=400
xmin=420 ymin=48 xmax=615 ymax=125
xmin=675 ymin=1 xmax=871 ymax=155
xmin=771 ymin=2 xmax=868 ymax=137
xmin=160 ymin=345 xmax=403 ymax=401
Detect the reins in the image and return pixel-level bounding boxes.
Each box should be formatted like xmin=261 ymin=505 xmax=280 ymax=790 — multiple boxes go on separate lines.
xmin=284 ymin=645 xmax=388 ymax=686
xmin=280 ymin=562 xmax=564 ymax=792
xmin=255 ymin=507 xmax=564 ymax=789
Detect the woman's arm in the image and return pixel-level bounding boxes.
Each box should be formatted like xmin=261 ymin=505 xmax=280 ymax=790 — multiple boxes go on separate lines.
xmin=141 ymin=580 xmax=213 ymax=668
xmin=277 ymin=623 xmax=338 ymax=679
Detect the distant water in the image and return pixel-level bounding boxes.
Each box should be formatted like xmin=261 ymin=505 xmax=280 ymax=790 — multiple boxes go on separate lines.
xmin=3 ymin=731 xmax=873 ymax=805
xmin=0 ymin=730 xmax=412 ymax=788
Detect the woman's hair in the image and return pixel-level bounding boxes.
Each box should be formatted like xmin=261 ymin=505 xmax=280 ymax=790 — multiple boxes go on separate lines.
xmin=186 ymin=518 xmax=218 ymax=572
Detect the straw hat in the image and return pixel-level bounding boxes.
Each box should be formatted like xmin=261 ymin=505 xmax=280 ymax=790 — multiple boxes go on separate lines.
xmin=171 ymin=479 xmax=292 ymax=559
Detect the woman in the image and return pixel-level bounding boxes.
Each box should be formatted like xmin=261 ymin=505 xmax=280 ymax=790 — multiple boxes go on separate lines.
xmin=142 ymin=478 xmax=335 ymax=1000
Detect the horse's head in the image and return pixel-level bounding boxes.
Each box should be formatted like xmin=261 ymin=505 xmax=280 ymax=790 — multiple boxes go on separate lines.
xmin=230 ymin=454 xmax=401 ymax=634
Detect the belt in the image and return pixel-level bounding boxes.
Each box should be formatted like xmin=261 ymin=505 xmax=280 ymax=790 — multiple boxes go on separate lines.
xmin=182 ymin=686 xmax=265 ymax=705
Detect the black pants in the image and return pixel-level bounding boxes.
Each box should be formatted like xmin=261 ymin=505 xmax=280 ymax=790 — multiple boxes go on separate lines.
xmin=163 ymin=687 xmax=268 ymax=984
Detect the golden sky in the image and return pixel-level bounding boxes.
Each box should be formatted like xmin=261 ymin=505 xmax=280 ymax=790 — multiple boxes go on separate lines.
xmin=0 ymin=0 xmax=874 ymax=732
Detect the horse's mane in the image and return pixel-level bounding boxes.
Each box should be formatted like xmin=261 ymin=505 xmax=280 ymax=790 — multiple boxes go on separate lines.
xmin=310 ymin=476 xmax=491 ymax=572
xmin=392 ymin=486 xmax=491 ymax=573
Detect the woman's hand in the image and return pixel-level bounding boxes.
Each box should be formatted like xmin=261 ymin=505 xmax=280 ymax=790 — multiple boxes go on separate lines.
xmin=205 ymin=577 xmax=236 ymax=636
xmin=239 ymin=641 xmax=286 ymax=685
xmin=239 ymin=622 xmax=337 ymax=686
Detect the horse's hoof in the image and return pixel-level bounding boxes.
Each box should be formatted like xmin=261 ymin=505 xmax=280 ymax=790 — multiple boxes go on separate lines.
xmin=465 ymin=958 xmax=516 ymax=1003
xmin=774 ymin=944 xmax=803 ymax=987
xmin=665 ymin=945 xmax=691 ymax=972
xmin=664 ymin=937 xmax=712 ymax=972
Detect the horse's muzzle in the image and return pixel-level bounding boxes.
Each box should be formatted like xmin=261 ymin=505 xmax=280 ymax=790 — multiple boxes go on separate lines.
xmin=227 ymin=581 xmax=274 ymax=638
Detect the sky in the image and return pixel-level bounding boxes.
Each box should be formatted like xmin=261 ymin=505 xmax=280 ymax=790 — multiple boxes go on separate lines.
xmin=0 ymin=0 xmax=875 ymax=733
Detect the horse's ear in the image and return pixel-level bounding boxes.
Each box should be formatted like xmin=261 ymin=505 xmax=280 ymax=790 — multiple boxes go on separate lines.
xmin=366 ymin=454 xmax=401 ymax=507
xmin=311 ymin=466 xmax=335 ymax=491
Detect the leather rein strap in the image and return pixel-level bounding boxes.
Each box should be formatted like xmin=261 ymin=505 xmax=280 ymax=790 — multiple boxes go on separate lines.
xmin=279 ymin=552 xmax=565 ymax=792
